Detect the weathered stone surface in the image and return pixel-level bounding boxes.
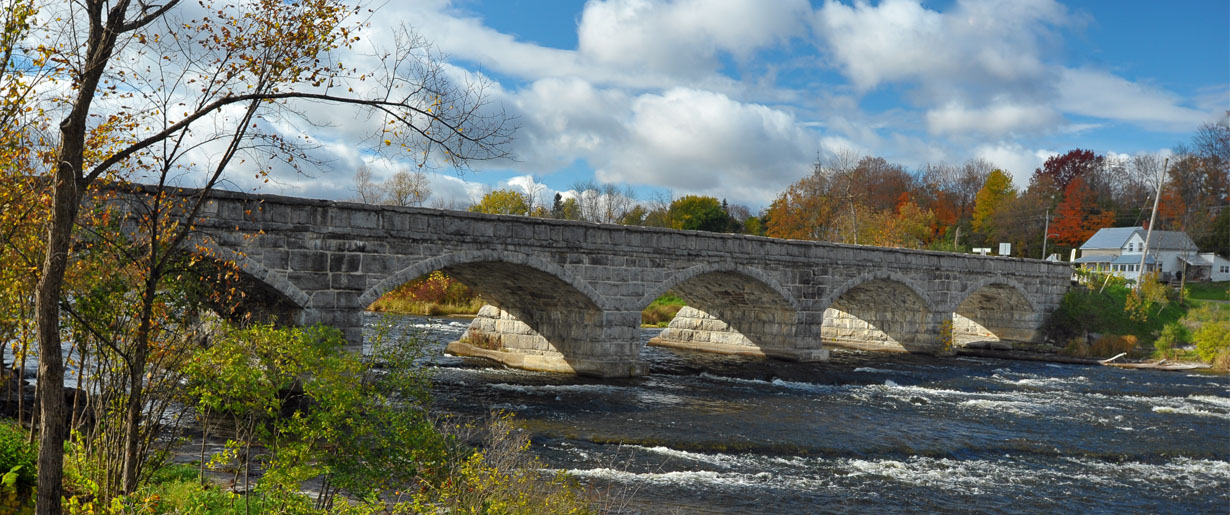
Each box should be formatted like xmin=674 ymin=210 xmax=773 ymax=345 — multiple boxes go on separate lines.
xmin=158 ymin=186 xmax=1070 ymax=378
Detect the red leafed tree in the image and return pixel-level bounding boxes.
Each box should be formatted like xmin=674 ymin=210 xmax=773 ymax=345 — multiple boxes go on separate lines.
xmin=1052 ymin=176 xmax=1117 ymax=246
xmin=1031 ymin=148 xmax=1104 ymax=196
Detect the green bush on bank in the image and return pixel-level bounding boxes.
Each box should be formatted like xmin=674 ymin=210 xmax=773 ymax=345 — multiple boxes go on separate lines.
xmin=1153 ymin=322 xmax=1191 ymax=359
xmin=1048 ymin=272 xmax=1230 ymax=367
xmin=0 ymin=422 xmax=35 ymax=488
xmin=0 ymin=421 xmax=35 ymax=512
xmin=168 ymin=322 xmax=593 ymax=514
xmin=1192 ymin=313 xmax=1230 ymax=368
xmin=1046 ymin=272 xmax=1186 ymax=358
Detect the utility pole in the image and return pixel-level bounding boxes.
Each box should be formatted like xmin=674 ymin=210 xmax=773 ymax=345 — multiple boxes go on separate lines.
xmin=1137 ymin=158 xmax=1168 ymax=289
xmin=1041 ymin=209 xmax=1050 ymax=260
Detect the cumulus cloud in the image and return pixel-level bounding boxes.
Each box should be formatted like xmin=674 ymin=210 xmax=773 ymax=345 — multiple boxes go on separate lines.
xmin=1057 ymin=68 xmax=1213 ymax=129
xmin=502 ymin=77 xmax=631 ymax=171
xmin=811 ymin=0 xmax=1067 ymax=93
xmin=96 ymin=0 xmax=1217 ymax=211
xmin=926 ymin=100 xmax=1061 ymax=136
xmin=974 ymin=142 xmax=1057 ymax=185
xmin=577 ymin=0 xmax=809 ymax=78
xmin=590 ymin=88 xmax=814 ymax=203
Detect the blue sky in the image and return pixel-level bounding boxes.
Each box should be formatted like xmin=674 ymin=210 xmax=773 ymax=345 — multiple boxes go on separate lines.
xmin=263 ymin=0 xmax=1229 ymax=211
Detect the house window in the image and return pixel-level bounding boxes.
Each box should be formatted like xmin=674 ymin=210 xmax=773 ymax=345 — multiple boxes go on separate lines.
xmin=1220 ymin=265 xmax=1229 ymax=274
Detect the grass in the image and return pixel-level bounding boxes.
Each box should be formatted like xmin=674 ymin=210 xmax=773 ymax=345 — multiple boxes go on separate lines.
xmin=369 ymin=296 xmax=485 ymax=316
xmin=1186 ymin=281 xmax=1229 ymax=302
xmin=642 ymin=292 xmax=686 ymax=327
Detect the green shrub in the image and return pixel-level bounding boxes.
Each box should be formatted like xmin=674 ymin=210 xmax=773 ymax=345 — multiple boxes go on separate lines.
xmin=642 ymin=292 xmax=686 ymax=327
xmin=0 ymin=422 xmax=35 ymax=488
xmin=641 ymin=303 xmax=682 ymax=327
xmin=1044 ymin=272 xmax=1186 ymax=346
xmin=1194 ymin=321 xmax=1230 ymax=365
xmin=1154 ymin=323 xmax=1191 ymax=359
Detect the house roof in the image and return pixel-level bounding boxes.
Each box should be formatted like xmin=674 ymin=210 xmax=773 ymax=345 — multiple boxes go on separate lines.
xmin=1079 ymin=227 xmax=1197 ymax=251
xmin=1112 ymin=254 xmax=1156 ymax=265
xmin=1180 ymin=255 xmax=1212 ymax=266
xmin=1074 ymin=255 xmax=1111 ymax=263
xmin=1073 ymin=254 xmax=1156 ymax=265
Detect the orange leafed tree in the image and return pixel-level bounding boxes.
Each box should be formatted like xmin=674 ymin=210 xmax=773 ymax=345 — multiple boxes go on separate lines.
xmin=1156 ymin=188 xmax=1186 ymax=228
xmin=1052 ymin=176 xmax=1116 ymax=246
xmin=765 ymin=167 xmax=835 ymax=240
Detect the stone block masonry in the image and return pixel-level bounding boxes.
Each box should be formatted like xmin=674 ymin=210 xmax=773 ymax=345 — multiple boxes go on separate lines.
xmin=154 ymin=186 xmax=1071 ymax=378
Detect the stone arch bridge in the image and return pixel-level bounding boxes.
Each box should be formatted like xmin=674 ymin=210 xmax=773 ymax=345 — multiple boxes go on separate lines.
xmin=173 ymin=188 xmax=1070 ymax=377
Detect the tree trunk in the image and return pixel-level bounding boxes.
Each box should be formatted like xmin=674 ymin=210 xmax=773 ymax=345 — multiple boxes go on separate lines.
xmin=35 ymin=171 xmax=82 ymax=515
xmin=121 ymin=278 xmax=158 ymax=493
xmin=35 ymin=3 xmax=122 ymax=509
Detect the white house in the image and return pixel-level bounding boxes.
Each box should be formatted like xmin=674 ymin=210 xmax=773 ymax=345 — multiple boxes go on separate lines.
xmin=1073 ymin=227 xmax=1203 ymax=282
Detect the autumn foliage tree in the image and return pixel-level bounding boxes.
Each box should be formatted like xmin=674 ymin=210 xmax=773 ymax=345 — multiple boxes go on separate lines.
xmin=668 ymin=195 xmax=730 ymax=232
xmin=971 ymin=169 xmax=1016 ymax=235
xmin=765 ymin=162 xmax=836 ymax=240
xmin=470 ymin=189 xmax=531 ymax=216
xmin=1052 ymin=176 xmax=1116 ymax=247
xmin=14 ymin=0 xmax=513 ymax=510
xmin=1033 ymin=148 xmax=1105 ymax=195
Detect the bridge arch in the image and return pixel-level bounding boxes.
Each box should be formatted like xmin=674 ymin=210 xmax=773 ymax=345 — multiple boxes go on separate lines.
xmin=950 ymin=278 xmax=1040 ymax=347
xmin=645 ymin=263 xmax=804 ymax=355
xmin=367 ymin=250 xmax=621 ymax=371
xmin=182 ymin=238 xmax=309 ymax=326
xmin=818 ymin=271 xmax=933 ymax=352
xmin=359 ymin=250 xmax=609 ymax=311
xmin=190 ymin=238 xmax=310 ymax=308
xmin=636 ymin=262 xmax=800 ymax=311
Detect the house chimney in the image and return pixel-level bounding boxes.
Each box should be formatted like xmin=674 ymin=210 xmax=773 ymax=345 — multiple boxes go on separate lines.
xmin=1141 ymin=219 xmax=1149 ymax=230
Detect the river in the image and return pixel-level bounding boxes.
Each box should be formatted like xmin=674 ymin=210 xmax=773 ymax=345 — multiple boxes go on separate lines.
xmin=374 ymin=312 xmax=1230 ymax=514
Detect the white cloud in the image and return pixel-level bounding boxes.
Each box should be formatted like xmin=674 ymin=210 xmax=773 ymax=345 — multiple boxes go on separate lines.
xmin=973 ymin=142 xmax=1057 ymax=185
xmin=590 ymin=88 xmax=815 ymax=203
xmin=1057 ymin=68 xmax=1213 ymax=129
xmin=577 ymin=0 xmax=809 ymax=78
xmin=248 ymin=0 xmax=1216 ymax=210
xmin=503 ymin=77 xmax=631 ymax=171
xmin=369 ymin=2 xmax=585 ymax=83
xmin=50 ymin=0 xmax=1216 ymax=213
xmin=811 ymin=0 xmax=1066 ymax=93
xmin=926 ymin=100 xmax=1060 ymax=136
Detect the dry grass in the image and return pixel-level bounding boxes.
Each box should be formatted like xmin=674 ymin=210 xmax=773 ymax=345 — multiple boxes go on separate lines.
xmin=369 ymin=297 xmax=485 ymax=316
xmin=1062 ymin=334 xmax=1141 ymax=358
